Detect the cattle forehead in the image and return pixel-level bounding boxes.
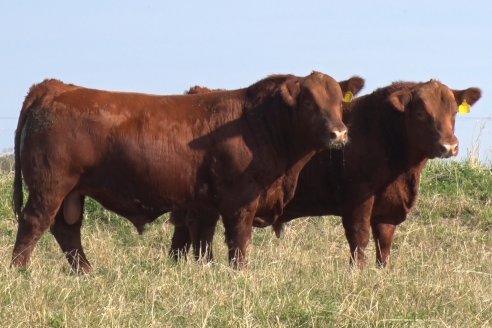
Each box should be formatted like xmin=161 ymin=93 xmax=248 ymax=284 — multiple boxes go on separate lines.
xmin=304 ymin=73 xmax=342 ymax=100
xmin=417 ymin=81 xmax=456 ymax=113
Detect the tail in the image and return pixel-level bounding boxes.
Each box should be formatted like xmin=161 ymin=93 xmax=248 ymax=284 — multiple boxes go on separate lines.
xmin=12 ymin=82 xmax=47 ymax=219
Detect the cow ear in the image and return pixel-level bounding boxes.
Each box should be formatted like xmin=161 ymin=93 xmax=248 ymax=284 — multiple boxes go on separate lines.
xmin=389 ymin=89 xmax=412 ymax=112
xmin=453 ymin=87 xmax=482 ymax=107
xmin=339 ymin=76 xmax=365 ymax=100
xmin=280 ymin=79 xmax=301 ymax=107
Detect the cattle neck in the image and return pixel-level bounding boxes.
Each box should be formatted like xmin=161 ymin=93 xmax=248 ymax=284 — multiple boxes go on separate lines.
xmin=244 ymin=77 xmax=318 ymax=171
xmin=348 ymin=83 xmax=428 ymax=173
xmin=382 ymin=82 xmax=433 ymax=170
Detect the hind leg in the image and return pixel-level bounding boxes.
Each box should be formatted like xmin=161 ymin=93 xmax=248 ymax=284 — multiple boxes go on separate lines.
xmin=50 ymin=195 xmax=92 ymax=274
xmin=12 ymin=192 xmax=64 ymax=269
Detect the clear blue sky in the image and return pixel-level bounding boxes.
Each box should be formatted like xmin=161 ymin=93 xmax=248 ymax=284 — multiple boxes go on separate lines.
xmin=1 ymin=1 xmax=490 ymax=160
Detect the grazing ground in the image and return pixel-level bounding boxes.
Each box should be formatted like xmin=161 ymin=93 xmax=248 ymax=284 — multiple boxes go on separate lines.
xmin=0 ymin=156 xmax=491 ymax=327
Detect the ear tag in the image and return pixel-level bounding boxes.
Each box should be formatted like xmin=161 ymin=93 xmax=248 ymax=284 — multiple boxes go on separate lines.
xmin=343 ymin=91 xmax=353 ymax=103
xmin=458 ymin=99 xmax=471 ymax=114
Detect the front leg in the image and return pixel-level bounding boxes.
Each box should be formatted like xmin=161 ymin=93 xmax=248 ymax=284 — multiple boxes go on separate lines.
xmin=371 ymin=222 xmax=396 ymax=268
xmin=341 ymin=196 xmax=375 ymax=269
xmin=169 ymin=210 xmax=191 ymax=261
xmin=188 ymin=210 xmax=220 ymax=262
xmin=222 ymin=201 xmax=258 ymax=269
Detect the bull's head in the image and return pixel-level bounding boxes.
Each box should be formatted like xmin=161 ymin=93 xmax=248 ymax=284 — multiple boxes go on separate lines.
xmin=389 ymin=80 xmax=481 ymax=159
xmin=280 ymin=72 xmax=364 ymax=149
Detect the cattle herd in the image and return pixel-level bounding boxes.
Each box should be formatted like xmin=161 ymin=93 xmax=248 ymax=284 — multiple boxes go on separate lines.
xmin=10 ymin=71 xmax=481 ymax=273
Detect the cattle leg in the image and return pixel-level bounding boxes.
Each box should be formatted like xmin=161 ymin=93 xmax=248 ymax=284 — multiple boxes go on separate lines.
xmin=341 ymin=197 xmax=375 ymax=269
xmin=169 ymin=224 xmax=191 ymax=261
xmin=169 ymin=210 xmax=191 ymax=261
xmin=189 ymin=212 xmax=219 ymax=262
xmin=189 ymin=221 xmax=213 ymax=262
xmin=12 ymin=193 xmax=63 ymax=269
xmin=222 ymin=205 xmax=256 ymax=269
xmin=372 ymin=222 xmax=396 ymax=268
xmin=50 ymin=195 xmax=92 ymax=274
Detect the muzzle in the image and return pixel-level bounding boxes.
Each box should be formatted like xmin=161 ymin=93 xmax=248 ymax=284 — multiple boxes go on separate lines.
xmin=438 ymin=142 xmax=459 ymax=158
xmin=326 ymin=126 xmax=348 ymax=149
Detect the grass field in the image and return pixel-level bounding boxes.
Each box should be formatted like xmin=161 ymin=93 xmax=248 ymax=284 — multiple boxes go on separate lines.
xmin=0 ymin=156 xmax=491 ymax=327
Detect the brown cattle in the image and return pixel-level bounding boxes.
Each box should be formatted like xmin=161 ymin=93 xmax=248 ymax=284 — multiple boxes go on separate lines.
xmin=171 ymin=80 xmax=481 ymax=268
xmin=12 ymin=72 xmax=364 ymax=272
xmin=169 ymin=78 xmax=366 ymax=261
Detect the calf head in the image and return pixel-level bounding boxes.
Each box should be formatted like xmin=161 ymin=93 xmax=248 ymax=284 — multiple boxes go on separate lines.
xmin=280 ymin=72 xmax=364 ymax=149
xmin=389 ymin=80 xmax=481 ymax=158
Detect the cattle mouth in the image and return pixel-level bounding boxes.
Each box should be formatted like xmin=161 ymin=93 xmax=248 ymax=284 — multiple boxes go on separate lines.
xmin=326 ymin=138 xmax=348 ymax=150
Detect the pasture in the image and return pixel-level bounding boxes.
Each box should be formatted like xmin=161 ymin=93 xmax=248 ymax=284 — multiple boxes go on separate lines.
xmin=0 ymin=156 xmax=491 ymax=327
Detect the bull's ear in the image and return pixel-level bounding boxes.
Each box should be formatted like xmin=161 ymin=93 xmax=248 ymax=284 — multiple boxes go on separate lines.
xmin=280 ymin=79 xmax=301 ymax=107
xmin=453 ymin=87 xmax=482 ymax=106
xmin=339 ymin=76 xmax=365 ymax=98
xmin=388 ymin=89 xmax=412 ymax=112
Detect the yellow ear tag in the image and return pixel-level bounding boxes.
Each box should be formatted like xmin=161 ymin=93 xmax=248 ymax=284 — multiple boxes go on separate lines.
xmin=458 ymin=99 xmax=471 ymax=114
xmin=343 ymin=91 xmax=353 ymax=103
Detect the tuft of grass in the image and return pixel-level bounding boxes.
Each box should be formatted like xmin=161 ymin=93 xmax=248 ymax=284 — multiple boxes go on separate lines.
xmin=0 ymin=158 xmax=491 ymax=327
xmin=418 ymin=160 xmax=492 ymax=229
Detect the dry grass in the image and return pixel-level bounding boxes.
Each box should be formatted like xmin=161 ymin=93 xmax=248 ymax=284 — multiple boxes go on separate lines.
xmin=0 ymin=159 xmax=491 ymax=327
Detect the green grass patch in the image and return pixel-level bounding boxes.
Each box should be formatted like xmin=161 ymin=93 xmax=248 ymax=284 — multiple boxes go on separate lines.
xmin=417 ymin=160 xmax=492 ymax=229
